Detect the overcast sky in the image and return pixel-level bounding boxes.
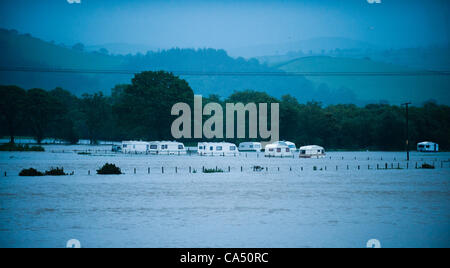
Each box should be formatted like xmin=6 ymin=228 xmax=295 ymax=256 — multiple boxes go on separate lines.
xmin=0 ymin=0 xmax=448 ymax=51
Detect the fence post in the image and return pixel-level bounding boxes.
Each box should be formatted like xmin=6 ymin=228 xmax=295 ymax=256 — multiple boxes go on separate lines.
xmin=358 ymin=165 xmax=360 ymax=170
xmin=377 ymin=164 xmax=379 ymax=170
xmin=134 ymin=168 xmax=136 ymax=174
xmin=189 ymin=167 xmax=192 ymax=173
xmin=88 ymin=170 xmax=90 ymax=175
xmin=228 ymin=166 xmax=231 ymax=172
xmin=175 ymin=167 xmax=178 ymax=173
xmin=162 ymin=167 xmax=164 ymax=174
xmin=148 ymin=168 xmax=150 ymax=174
xmin=347 ymin=165 xmax=349 ymax=170
xmin=336 ymin=166 xmax=338 ymax=171
xmin=241 ymin=166 xmax=243 ymax=172
xmin=385 ymin=163 xmax=388 ymax=169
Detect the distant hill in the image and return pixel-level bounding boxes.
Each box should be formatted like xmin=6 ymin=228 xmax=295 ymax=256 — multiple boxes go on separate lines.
xmin=0 ymin=28 xmax=321 ymax=102
xmin=228 ymin=37 xmax=376 ymax=58
xmin=1 ymin=28 xmax=448 ymax=105
xmin=277 ymin=56 xmax=450 ymax=105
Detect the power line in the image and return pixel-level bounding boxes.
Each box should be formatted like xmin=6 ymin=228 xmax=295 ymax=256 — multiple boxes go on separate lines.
xmin=1 ymin=66 xmax=450 ymax=77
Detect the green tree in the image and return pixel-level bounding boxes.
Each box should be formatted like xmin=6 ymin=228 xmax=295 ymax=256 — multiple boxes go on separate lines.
xmin=0 ymin=85 xmax=26 ymax=143
xmin=79 ymin=92 xmax=113 ymax=144
xmin=114 ymin=71 xmax=194 ymax=140
xmin=26 ymin=88 xmax=64 ymax=144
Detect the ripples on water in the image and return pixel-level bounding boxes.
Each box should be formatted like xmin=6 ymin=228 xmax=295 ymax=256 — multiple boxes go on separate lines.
xmin=0 ymin=149 xmax=449 ymax=248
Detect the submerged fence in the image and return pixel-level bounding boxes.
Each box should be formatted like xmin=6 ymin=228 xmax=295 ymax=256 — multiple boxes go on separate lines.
xmin=3 ymin=160 xmax=449 ymax=177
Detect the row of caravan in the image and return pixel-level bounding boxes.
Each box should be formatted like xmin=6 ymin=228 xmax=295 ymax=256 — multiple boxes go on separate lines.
xmin=121 ymin=141 xmax=187 ymax=155
xmin=119 ymin=140 xmax=325 ymax=158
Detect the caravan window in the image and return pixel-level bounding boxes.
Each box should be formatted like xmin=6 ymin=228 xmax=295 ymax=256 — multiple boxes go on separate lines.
xmin=210 ymin=146 xmax=214 ymax=151
xmin=286 ymin=148 xmax=290 ymax=152
xmin=269 ymin=148 xmax=274 ymax=152
xmin=150 ymin=145 xmax=157 ymax=149
xmin=230 ymin=146 xmax=236 ymax=151
xmin=216 ymin=146 xmax=223 ymax=151
xmin=300 ymin=150 xmax=306 ymax=154
xmin=123 ymin=144 xmax=128 ymax=148
xmin=249 ymin=145 xmax=253 ymax=148
xmin=418 ymin=145 xmax=424 ymax=148
xmin=178 ymin=145 xmax=184 ymax=149
xmin=255 ymin=144 xmax=260 ymax=148
xmin=277 ymin=148 xmax=281 ymax=153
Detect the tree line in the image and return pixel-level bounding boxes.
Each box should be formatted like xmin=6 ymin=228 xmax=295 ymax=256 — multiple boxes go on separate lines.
xmin=0 ymin=71 xmax=449 ymax=150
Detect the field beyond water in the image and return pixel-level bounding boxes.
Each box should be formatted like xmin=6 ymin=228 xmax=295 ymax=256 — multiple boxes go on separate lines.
xmin=0 ymin=145 xmax=449 ymax=248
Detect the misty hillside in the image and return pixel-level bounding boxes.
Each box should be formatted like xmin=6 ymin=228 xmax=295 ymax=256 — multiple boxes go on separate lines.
xmin=277 ymin=56 xmax=450 ymax=105
xmin=0 ymin=28 xmax=448 ymax=105
xmin=0 ymin=29 xmax=346 ymax=103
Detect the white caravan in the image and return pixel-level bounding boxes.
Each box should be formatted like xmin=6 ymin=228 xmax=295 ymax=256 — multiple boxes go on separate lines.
xmin=148 ymin=141 xmax=187 ymax=155
xmin=264 ymin=141 xmax=294 ymax=157
xmin=238 ymin=142 xmax=262 ymax=152
xmin=285 ymin=141 xmax=297 ymax=152
xmin=417 ymin=141 xmax=439 ymax=152
xmin=198 ymin=142 xmax=238 ymax=156
xmin=299 ymin=145 xmax=326 ymax=158
xmin=122 ymin=141 xmax=150 ymax=154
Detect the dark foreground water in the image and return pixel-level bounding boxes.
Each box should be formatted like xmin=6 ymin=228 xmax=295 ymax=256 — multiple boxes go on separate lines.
xmin=0 ymin=148 xmax=449 ymax=248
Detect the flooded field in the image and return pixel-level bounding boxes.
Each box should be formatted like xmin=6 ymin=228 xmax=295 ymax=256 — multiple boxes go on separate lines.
xmin=0 ymin=146 xmax=449 ymax=248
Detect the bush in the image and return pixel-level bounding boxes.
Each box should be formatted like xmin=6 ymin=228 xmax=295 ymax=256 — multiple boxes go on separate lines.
xmin=421 ymin=163 xmax=435 ymax=169
xmin=253 ymin=166 xmax=264 ymax=172
xmin=97 ymin=163 xmax=122 ymax=175
xmin=45 ymin=167 xmax=68 ymax=176
xmin=202 ymin=167 xmax=224 ymax=173
xmin=19 ymin=168 xmax=44 ymax=176
xmin=0 ymin=144 xmax=44 ymax=152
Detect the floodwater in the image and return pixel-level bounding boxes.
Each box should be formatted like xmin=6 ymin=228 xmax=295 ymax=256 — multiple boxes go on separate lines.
xmin=0 ymin=146 xmax=449 ymax=248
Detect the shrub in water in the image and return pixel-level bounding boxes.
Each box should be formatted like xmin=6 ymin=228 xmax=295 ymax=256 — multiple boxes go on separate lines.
xmin=253 ymin=166 xmax=264 ymax=172
xmin=421 ymin=163 xmax=435 ymax=169
xmin=202 ymin=167 xmax=224 ymax=173
xmin=45 ymin=167 xmax=68 ymax=176
xmin=97 ymin=163 xmax=122 ymax=175
xmin=19 ymin=168 xmax=44 ymax=177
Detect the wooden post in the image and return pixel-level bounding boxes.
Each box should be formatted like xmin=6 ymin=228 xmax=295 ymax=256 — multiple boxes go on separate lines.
xmin=358 ymin=165 xmax=360 ymax=170
xmin=88 ymin=170 xmax=90 ymax=175
xmin=148 ymin=168 xmax=150 ymax=174
xmin=377 ymin=164 xmax=379 ymax=170
xmin=175 ymin=167 xmax=178 ymax=173
xmin=162 ymin=167 xmax=164 ymax=174
xmin=385 ymin=163 xmax=388 ymax=169
xmin=228 ymin=166 xmax=231 ymax=172
xmin=347 ymin=165 xmax=349 ymax=170
xmin=290 ymin=167 xmax=292 ymax=171
xmin=4 ymin=171 xmax=6 ymax=177
xmin=241 ymin=166 xmax=243 ymax=172
xmin=134 ymin=168 xmax=136 ymax=174
xmin=189 ymin=167 xmax=192 ymax=173
xmin=336 ymin=166 xmax=338 ymax=171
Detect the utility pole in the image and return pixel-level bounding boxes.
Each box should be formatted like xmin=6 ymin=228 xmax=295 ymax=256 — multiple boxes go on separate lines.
xmin=402 ymin=102 xmax=412 ymax=161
